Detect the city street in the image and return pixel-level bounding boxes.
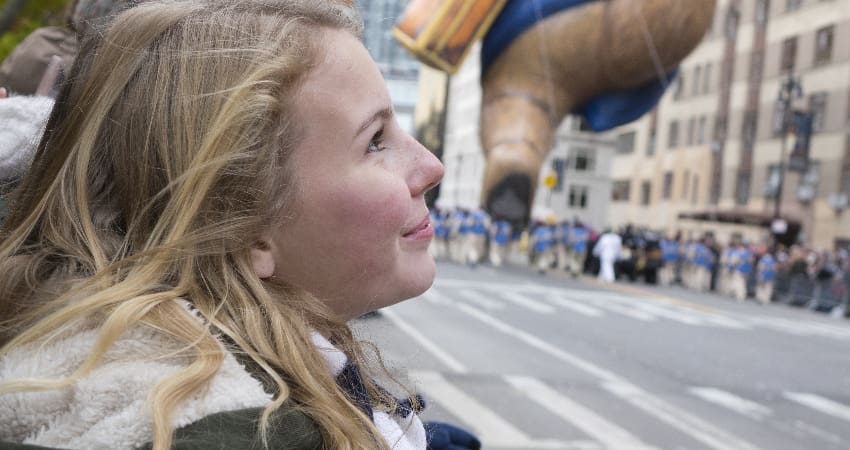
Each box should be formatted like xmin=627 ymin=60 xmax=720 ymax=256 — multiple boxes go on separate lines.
xmin=354 ymin=262 xmax=850 ymax=450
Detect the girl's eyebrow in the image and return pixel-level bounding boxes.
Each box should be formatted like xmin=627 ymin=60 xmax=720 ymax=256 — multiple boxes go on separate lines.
xmin=355 ymin=106 xmax=393 ymax=137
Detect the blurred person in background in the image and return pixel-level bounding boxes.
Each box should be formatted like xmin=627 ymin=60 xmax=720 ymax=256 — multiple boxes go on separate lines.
xmin=593 ymin=226 xmax=622 ymax=282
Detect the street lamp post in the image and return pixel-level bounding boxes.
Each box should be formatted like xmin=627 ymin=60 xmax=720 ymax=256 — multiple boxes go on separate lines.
xmin=773 ymin=73 xmax=803 ymax=221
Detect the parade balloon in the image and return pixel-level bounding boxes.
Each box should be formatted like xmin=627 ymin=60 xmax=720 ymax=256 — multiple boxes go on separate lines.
xmin=395 ymin=0 xmax=717 ymax=226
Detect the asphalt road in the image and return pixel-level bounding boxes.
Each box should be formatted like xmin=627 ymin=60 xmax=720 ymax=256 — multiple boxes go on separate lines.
xmin=353 ymin=261 xmax=850 ymax=450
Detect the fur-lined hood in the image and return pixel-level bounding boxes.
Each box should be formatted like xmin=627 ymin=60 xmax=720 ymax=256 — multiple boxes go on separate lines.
xmin=0 ymin=96 xmax=53 ymax=181
xmin=0 ymin=320 xmax=273 ymax=449
xmin=0 ymin=318 xmax=426 ymax=450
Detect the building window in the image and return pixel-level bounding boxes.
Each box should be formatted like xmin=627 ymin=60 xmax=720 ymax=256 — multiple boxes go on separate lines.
xmin=571 ymin=116 xmax=594 ymax=132
xmin=662 ymin=172 xmax=674 ymax=200
xmin=691 ymin=176 xmax=699 ymax=204
xmin=749 ymin=52 xmax=764 ymax=85
xmin=725 ymin=7 xmax=739 ymax=40
xmin=809 ymin=92 xmax=828 ymax=132
xmin=647 ymin=129 xmax=657 ymax=156
xmin=687 ymin=117 xmax=696 ymax=146
xmin=641 ymin=181 xmax=652 ymax=205
xmin=568 ymin=185 xmax=589 ymax=209
xmin=569 ymin=148 xmax=595 ymax=171
xmin=786 ymin=0 xmax=802 ymax=11
xmin=772 ymin=100 xmax=785 ymax=137
xmin=755 ymin=0 xmax=769 ymax=25
xmin=551 ymin=158 xmax=566 ymax=192
xmin=673 ymin=75 xmax=684 ymax=100
xmin=668 ymin=120 xmax=680 ymax=149
xmin=814 ymin=26 xmax=834 ymax=66
xmin=764 ymin=164 xmax=781 ymax=198
xmin=781 ymin=36 xmax=797 ymax=73
xmin=692 ymin=65 xmax=702 ymax=96
xmin=697 ymin=116 xmax=708 ymax=145
xmin=735 ymin=173 xmax=750 ymax=205
xmin=616 ymin=131 xmax=636 ymax=154
xmin=796 ymin=161 xmax=820 ymax=202
xmin=612 ymin=180 xmax=631 ymax=202
xmin=683 ymin=170 xmax=690 ymax=199
xmin=742 ymin=111 xmax=757 ymax=149
xmin=702 ymin=63 xmax=712 ymax=94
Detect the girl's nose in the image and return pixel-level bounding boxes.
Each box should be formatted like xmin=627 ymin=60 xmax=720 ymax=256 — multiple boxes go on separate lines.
xmin=408 ymin=137 xmax=444 ymax=197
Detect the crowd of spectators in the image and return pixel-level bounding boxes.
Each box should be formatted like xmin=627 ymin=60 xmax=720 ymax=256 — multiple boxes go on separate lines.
xmin=429 ymin=207 xmax=850 ymax=319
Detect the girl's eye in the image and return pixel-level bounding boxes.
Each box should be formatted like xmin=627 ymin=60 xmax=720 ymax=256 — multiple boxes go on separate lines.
xmin=367 ymin=128 xmax=387 ymax=153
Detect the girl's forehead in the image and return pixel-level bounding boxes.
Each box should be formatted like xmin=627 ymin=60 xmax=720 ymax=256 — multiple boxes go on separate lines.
xmin=299 ymin=31 xmax=388 ymax=106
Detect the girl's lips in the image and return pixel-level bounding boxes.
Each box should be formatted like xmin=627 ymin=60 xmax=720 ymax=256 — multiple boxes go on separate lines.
xmin=403 ymin=216 xmax=434 ymax=240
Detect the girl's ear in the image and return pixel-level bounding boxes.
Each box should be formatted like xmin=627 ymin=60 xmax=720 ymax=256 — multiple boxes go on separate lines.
xmin=250 ymin=240 xmax=276 ymax=279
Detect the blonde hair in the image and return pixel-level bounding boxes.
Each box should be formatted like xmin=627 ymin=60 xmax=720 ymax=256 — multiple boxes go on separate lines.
xmin=0 ymin=1 xmax=405 ymax=449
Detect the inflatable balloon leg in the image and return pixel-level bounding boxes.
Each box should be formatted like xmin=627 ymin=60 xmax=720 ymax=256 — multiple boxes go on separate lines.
xmin=480 ymin=0 xmax=716 ymax=225
xmin=395 ymin=0 xmax=717 ymax=227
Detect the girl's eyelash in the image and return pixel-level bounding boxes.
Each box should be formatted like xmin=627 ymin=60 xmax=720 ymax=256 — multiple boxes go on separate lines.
xmin=367 ymin=128 xmax=387 ymax=153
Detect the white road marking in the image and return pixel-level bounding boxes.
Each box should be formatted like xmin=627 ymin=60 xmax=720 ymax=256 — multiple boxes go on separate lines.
xmin=380 ymin=308 xmax=468 ymax=373
xmin=689 ymin=387 xmax=773 ymax=420
xmin=559 ymin=289 xmax=636 ymax=305
xmin=584 ymin=298 xmax=658 ymax=321
xmin=506 ymin=376 xmax=656 ymax=450
xmin=458 ymin=288 xmax=505 ymax=310
xmin=632 ymin=302 xmax=705 ymax=325
xmin=454 ymin=303 xmax=759 ymax=450
xmin=546 ymin=295 xmax=604 ymax=317
xmin=792 ymin=420 xmax=844 ymax=445
xmin=604 ymin=382 xmax=760 ymax=450
xmin=764 ymin=317 xmax=850 ymax=340
xmin=409 ymin=370 xmax=570 ymax=449
xmin=748 ymin=317 xmax=812 ymax=336
xmin=695 ymin=312 xmax=752 ymax=330
xmin=422 ymin=287 xmax=453 ymax=305
xmin=784 ymin=392 xmax=850 ymax=422
xmin=499 ymin=291 xmax=557 ymax=314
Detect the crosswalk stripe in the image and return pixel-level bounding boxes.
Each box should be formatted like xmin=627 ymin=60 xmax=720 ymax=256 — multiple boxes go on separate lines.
xmin=454 ymin=303 xmax=620 ymax=381
xmin=799 ymin=323 xmax=850 ymax=339
xmin=695 ymin=312 xmax=751 ymax=330
xmin=689 ymin=387 xmax=772 ymax=420
xmin=545 ymin=295 xmax=604 ymax=317
xmin=409 ymin=370 xmax=569 ymax=449
xmin=506 ymin=376 xmax=656 ymax=450
xmin=801 ymin=321 xmax=850 ymax=338
xmin=381 ymin=309 xmax=468 ymax=373
xmin=783 ymin=392 xmax=850 ymax=422
xmin=458 ymin=288 xmax=505 ymax=310
xmin=584 ymin=299 xmax=657 ymax=321
xmin=792 ymin=420 xmax=844 ymax=445
xmin=604 ymin=382 xmax=760 ymax=450
xmin=632 ymin=302 xmax=704 ymax=325
xmin=422 ymin=287 xmax=452 ymax=305
xmin=499 ymin=291 xmax=557 ymax=313
xmin=767 ymin=318 xmax=850 ymax=340
xmin=749 ymin=318 xmax=815 ymax=336
xmin=560 ymin=290 xmax=635 ymax=305
xmin=454 ymin=303 xmax=759 ymax=450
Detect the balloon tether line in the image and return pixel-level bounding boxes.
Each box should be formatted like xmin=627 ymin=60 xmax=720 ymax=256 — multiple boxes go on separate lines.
xmin=634 ymin=2 xmax=671 ymax=88
xmin=532 ymin=0 xmax=558 ymax=124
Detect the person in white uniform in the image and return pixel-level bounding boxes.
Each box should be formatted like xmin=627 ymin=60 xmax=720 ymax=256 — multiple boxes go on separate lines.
xmin=593 ymin=227 xmax=622 ymax=282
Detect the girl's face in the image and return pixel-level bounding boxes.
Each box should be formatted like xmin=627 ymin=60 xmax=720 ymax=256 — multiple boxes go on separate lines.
xmin=256 ymin=29 xmax=444 ymax=321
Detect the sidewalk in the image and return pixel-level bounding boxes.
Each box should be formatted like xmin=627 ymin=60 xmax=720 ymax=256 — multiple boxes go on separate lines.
xmin=497 ymin=258 xmax=850 ymax=322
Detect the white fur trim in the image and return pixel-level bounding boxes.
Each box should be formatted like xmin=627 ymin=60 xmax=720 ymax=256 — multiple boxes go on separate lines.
xmin=1 ymin=326 xmax=426 ymax=450
xmin=0 ymin=96 xmax=53 ymax=180
xmin=0 ymin=323 xmax=272 ymax=449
